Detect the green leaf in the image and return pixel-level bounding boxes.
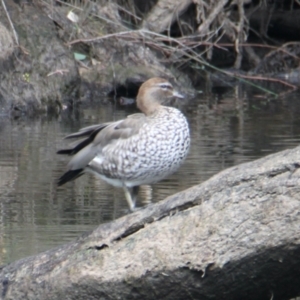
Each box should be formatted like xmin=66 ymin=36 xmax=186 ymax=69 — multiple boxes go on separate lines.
xmin=74 ymin=52 xmax=86 ymax=61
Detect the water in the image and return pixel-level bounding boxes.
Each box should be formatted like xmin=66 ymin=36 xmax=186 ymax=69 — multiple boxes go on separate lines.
xmin=1 ymin=87 xmax=300 ymax=264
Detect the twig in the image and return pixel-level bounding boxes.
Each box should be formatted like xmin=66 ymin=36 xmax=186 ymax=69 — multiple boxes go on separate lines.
xmin=116 ymin=4 xmax=142 ymax=21
xmin=67 ymin=30 xmax=136 ymax=45
xmin=1 ymin=0 xmax=19 ymax=45
xmin=226 ymin=72 xmax=297 ymax=89
xmin=47 ymin=69 xmax=69 ymax=77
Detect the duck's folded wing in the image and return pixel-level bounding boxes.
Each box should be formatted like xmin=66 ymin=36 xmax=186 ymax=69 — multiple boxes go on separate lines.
xmin=57 ymin=123 xmax=111 ymax=155
xmin=63 ymin=123 xmax=110 ymax=140
xmin=58 ymin=114 xmax=146 ymax=166
xmin=69 ymin=116 xmax=146 ymax=172
xmin=93 ymin=114 xmax=146 ymax=147
xmin=57 ymin=114 xmax=146 ymax=186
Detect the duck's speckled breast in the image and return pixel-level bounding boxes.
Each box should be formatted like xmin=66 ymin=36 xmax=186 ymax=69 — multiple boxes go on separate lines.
xmin=94 ymin=106 xmax=190 ymax=185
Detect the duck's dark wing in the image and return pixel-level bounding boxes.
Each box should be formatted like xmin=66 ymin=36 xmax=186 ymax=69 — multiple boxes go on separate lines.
xmin=63 ymin=123 xmax=110 ymax=140
xmin=57 ymin=123 xmax=110 ymax=156
xmin=57 ymin=113 xmax=144 ymax=155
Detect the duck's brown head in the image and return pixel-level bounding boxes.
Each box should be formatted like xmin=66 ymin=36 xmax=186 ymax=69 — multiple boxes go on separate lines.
xmin=136 ymin=77 xmax=184 ymax=116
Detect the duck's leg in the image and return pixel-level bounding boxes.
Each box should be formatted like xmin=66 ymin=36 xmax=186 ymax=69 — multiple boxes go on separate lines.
xmin=123 ymin=186 xmax=140 ymax=211
xmin=123 ymin=186 xmax=135 ymax=211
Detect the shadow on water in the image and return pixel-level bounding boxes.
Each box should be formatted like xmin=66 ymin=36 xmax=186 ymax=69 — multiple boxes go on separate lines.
xmin=1 ymin=85 xmax=300 ymax=263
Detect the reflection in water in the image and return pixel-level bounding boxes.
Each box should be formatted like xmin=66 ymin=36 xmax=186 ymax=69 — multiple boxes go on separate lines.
xmin=1 ymin=88 xmax=300 ymax=263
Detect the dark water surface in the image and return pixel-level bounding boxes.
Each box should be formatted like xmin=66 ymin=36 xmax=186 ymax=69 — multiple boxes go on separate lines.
xmin=1 ymin=88 xmax=300 ymax=263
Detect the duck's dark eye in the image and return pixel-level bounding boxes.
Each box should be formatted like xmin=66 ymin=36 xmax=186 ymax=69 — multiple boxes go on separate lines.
xmin=159 ymin=83 xmax=172 ymax=90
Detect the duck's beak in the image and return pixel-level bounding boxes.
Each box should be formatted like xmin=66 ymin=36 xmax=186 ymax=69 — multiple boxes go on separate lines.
xmin=172 ymin=90 xmax=185 ymax=99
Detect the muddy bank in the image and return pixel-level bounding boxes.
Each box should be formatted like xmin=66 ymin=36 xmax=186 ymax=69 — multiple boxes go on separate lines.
xmin=0 ymin=1 xmax=79 ymax=116
xmin=0 ymin=0 xmax=194 ymax=115
xmin=1 ymin=0 xmax=300 ymax=115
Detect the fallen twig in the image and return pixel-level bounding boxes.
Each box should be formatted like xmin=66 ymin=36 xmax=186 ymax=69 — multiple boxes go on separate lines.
xmin=47 ymin=69 xmax=69 ymax=76
xmin=1 ymin=0 xmax=19 ymax=45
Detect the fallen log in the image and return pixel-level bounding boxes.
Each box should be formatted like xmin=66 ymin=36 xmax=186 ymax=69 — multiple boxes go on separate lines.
xmin=1 ymin=146 xmax=300 ymax=300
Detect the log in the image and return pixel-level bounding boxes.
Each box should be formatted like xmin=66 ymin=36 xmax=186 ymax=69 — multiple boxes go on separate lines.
xmin=1 ymin=146 xmax=300 ymax=300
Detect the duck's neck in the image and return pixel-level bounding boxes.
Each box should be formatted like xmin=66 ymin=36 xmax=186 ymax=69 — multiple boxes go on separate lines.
xmin=137 ymin=97 xmax=161 ymax=116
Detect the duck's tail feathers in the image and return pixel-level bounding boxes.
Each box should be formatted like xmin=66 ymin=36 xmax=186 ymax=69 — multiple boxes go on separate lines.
xmin=57 ymin=169 xmax=84 ymax=186
xmin=57 ymin=129 xmax=100 ymax=156
xmin=56 ymin=137 xmax=91 ymax=156
xmin=57 ymin=149 xmax=73 ymax=155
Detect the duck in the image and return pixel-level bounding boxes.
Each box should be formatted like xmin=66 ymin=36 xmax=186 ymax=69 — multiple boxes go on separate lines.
xmin=57 ymin=77 xmax=190 ymax=211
